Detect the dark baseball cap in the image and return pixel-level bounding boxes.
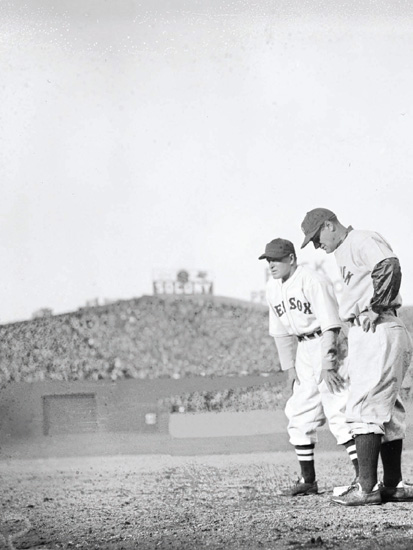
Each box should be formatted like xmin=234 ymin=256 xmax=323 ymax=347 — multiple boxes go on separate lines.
xmin=258 ymin=238 xmax=296 ymax=260
xmin=300 ymin=208 xmax=336 ymax=249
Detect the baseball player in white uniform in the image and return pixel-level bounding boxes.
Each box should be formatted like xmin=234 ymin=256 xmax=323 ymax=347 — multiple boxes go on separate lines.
xmin=301 ymin=208 xmax=413 ymax=506
xmin=259 ymin=238 xmax=359 ymax=496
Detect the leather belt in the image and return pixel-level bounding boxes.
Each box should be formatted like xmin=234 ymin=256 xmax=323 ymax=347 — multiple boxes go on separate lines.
xmin=297 ymin=329 xmax=322 ymax=342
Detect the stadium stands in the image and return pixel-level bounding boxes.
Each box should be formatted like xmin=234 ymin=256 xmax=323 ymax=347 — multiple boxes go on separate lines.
xmin=160 ymin=383 xmax=288 ymax=414
xmin=1 ymin=297 xmax=411 ymax=413
xmin=0 ymin=295 xmax=278 ymax=384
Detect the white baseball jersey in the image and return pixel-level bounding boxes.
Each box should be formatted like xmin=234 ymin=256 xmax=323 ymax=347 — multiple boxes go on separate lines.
xmin=266 ymin=265 xmax=342 ymax=338
xmin=334 ymin=229 xmax=402 ymax=320
xmin=266 ymin=264 xmax=352 ymax=446
xmin=333 ymin=228 xmax=411 ymax=440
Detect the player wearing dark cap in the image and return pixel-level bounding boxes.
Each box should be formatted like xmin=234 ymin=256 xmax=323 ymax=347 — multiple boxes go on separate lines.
xmin=259 ymin=238 xmax=358 ymax=496
xmin=301 ymin=208 xmax=413 ymax=506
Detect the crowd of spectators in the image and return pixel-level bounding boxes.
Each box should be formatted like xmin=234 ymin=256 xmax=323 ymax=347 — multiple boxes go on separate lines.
xmin=0 ymin=295 xmax=278 ymax=385
xmin=160 ymin=382 xmax=288 ymax=414
xmin=1 ymin=296 xmax=411 ymax=408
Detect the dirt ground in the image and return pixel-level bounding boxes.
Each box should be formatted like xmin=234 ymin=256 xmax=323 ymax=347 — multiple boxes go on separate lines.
xmin=1 ymin=450 xmax=413 ymax=550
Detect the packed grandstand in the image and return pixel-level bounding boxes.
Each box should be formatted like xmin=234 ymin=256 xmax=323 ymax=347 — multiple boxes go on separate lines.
xmin=0 ymin=295 xmax=277 ymax=383
xmin=0 ymin=295 xmax=411 ymax=412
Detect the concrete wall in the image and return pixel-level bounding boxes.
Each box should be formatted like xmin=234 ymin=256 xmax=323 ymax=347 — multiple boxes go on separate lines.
xmin=169 ymin=410 xmax=288 ymax=438
xmin=0 ymin=380 xmax=169 ymax=440
xmin=2 ymin=376 xmax=413 ymax=460
xmin=0 ymin=373 xmax=284 ymax=442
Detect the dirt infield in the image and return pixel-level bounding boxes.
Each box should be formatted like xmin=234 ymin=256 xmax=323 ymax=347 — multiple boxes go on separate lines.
xmin=1 ymin=451 xmax=413 ymax=549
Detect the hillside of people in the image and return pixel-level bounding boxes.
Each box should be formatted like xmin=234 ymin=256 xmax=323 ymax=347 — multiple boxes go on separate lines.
xmin=1 ymin=296 xmax=412 ymax=412
xmin=0 ymin=295 xmax=279 ymax=385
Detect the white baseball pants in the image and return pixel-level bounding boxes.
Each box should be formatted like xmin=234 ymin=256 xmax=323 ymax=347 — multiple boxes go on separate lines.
xmin=345 ymin=312 xmax=413 ymax=441
xmin=285 ymin=337 xmax=352 ymax=446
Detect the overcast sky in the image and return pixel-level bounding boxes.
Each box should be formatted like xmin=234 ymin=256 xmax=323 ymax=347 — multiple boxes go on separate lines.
xmin=1 ymin=0 xmax=413 ymax=323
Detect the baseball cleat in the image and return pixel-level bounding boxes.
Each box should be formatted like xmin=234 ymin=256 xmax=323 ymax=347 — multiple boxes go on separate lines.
xmin=331 ymin=482 xmax=382 ymax=506
xmin=283 ymin=477 xmax=319 ymax=496
xmin=380 ymin=481 xmax=413 ymax=503
xmin=332 ymin=476 xmax=359 ymax=497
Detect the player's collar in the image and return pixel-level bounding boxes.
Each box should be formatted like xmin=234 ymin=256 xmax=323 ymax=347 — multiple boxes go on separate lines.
xmin=281 ymin=264 xmax=301 ymax=287
xmin=336 ymin=226 xmax=353 ymax=249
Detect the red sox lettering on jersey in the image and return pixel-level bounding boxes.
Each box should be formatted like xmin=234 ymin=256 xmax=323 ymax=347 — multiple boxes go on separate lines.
xmin=272 ymin=298 xmax=313 ymax=318
xmin=266 ymin=265 xmax=341 ymax=338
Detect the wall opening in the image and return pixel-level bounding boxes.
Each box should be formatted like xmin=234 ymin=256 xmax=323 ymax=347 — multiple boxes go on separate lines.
xmin=43 ymin=393 xmax=97 ymax=436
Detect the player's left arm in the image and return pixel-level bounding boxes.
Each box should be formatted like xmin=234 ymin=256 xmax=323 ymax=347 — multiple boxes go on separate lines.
xmin=318 ymin=327 xmax=346 ymax=393
xmin=358 ymin=236 xmax=401 ymax=332
xmin=360 ymin=257 xmax=401 ymax=332
xmin=306 ymin=277 xmax=342 ymax=337
xmin=306 ymin=279 xmax=345 ymax=392
xmin=370 ymin=257 xmax=401 ymax=311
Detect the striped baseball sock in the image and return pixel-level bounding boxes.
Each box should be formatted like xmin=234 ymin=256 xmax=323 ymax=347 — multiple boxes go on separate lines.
xmin=380 ymin=439 xmax=403 ymax=488
xmin=343 ymin=439 xmax=359 ymax=477
xmin=295 ymin=444 xmax=315 ymax=483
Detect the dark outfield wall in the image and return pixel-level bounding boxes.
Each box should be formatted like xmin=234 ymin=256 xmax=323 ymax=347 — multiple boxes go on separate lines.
xmin=0 ymin=373 xmax=284 ymax=441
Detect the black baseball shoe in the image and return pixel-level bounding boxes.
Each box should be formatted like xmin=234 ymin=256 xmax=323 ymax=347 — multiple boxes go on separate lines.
xmin=283 ymin=477 xmax=318 ymax=496
xmin=381 ymin=481 xmax=413 ymax=503
xmin=332 ymin=476 xmax=359 ymax=497
xmin=331 ymin=482 xmax=382 ymax=506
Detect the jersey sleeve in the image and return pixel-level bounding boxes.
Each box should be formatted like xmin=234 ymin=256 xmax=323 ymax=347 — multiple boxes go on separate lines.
xmin=357 ymin=233 xmax=397 ymax=271
xmin=320 ymin=328 xmax=340 ymax=370
xmin=266 ymin=289 xmax=290 ymax=337
xmin=305 ymin=278 xmax=342 ymax=333
xmin=369 ymin=257 xmax=402 ymax=313
xmin=274 ymin=335 xmax=297 ymax=371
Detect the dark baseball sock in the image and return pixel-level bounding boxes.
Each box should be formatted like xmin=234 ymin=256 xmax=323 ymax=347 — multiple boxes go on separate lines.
xmin=380 ymin=439 xmax=403 ymax=488
xmin=355 ymin=433 xmax=382 ymax=492
xmin=343 ymin=439 xmax=359 ymax=477
xmin=294 ymin=444 xmax=315 ymax=483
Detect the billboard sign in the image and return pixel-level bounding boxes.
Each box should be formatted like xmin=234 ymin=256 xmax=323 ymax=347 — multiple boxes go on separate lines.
xmin=153 ymin=269 xmax=214 ymax=295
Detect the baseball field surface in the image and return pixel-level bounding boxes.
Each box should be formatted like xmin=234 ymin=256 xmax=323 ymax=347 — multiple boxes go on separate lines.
xmin=2 ymin=450 xmax=413 ymax=550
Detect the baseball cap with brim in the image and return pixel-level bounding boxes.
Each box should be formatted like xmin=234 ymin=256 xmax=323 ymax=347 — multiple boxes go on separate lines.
xmin=300 ymin=208 xmax=336 ymax=249
xmin=258 ymin=238 xmax=295 ymax=260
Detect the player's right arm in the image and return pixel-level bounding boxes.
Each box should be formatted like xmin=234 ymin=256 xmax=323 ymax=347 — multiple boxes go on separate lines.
xmin=273 ymin=335 xmax=298 ymax=387
xmin=267 ymin=287 xmax=298 ymax=384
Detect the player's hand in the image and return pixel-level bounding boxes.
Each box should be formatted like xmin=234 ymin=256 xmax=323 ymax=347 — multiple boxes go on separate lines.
xmin=360 ymin=309 xmax=380 ymax=333
xmin=319 ymin=369 xmax=345 ymax=393
xmin=287 ymin=367 xmax=299 ymax=389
